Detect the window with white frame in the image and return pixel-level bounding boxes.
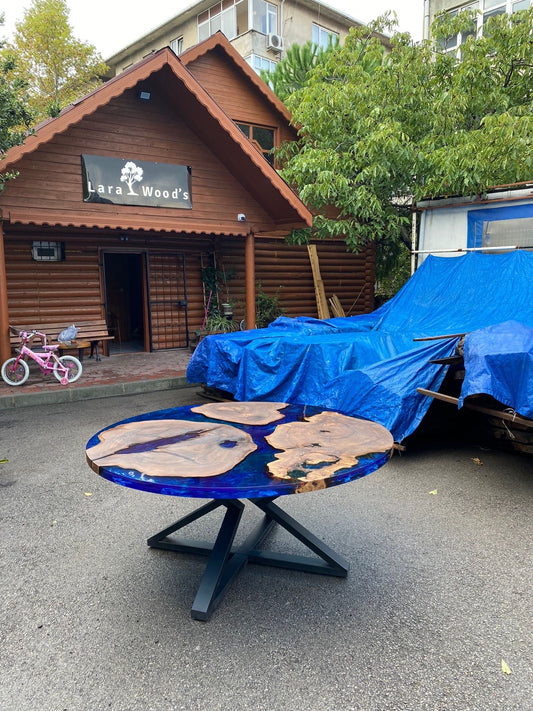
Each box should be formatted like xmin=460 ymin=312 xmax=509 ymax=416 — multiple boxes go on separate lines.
xmin=252 ymin=0 xmax=277 ymax=35
xmin=198 ymin=0 xmax=243 ymax=42
xmin=439 ymin=0 xmax=531 ymax=52
xmin=482 ymin=0 xmax=507 ymax=24
xmin=245 ymin=53 xmax=278 ymax=75
xmin=170 ymin=36 xmax=183 ymax=55
xmin=312 ymin=22 xmax=339 ymax=50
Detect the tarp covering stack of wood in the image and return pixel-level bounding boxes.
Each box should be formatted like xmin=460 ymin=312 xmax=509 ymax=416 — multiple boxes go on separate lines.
xmin=187 ymin=251 xmax=533 ymax=443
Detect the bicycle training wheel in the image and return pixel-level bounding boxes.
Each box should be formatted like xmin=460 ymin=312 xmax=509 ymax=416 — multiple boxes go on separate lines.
xmin=1 ymin=357 xmax=30 ymax=386
xmin=53 ymin=355 xmax=83 ymax=384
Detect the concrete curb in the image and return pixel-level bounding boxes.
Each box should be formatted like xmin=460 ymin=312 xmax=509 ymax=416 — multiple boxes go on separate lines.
xmin=0 ymin=375 xmax=195 ymax=410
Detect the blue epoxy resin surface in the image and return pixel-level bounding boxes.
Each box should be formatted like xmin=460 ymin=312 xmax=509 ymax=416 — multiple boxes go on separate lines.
xmin=86 ymin=402 xmax=393 ymax=499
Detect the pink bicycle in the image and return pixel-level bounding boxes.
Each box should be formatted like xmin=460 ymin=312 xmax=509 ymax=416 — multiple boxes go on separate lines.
xmin=1 ymin=330 xmax=83 ymax=386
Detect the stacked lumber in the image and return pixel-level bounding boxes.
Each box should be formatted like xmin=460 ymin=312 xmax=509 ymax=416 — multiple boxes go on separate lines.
xmin=328 ymin=295 xmax=346 ymax=318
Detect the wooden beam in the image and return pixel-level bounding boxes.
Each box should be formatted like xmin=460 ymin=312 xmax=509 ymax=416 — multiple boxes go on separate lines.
xmin=413 ymin=333 xmax=466 ymax=341
xmin=245 ymin=232 xmax=256 ymax=330
xmin=307 ymin=245 xmax=330 ymax=319
xmin=417 ymin=388 xmax=533 ymax=429
xmin=0 ymin=221 xmax=10 ymax=362
xmin=328 ymin=294 xmax=346 ymax=318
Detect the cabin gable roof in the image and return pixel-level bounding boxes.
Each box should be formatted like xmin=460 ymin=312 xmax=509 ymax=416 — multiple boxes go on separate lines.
xmin=180 ymin=32 xmax=293 ymax=126
xmin=1 ymin=45 xmax=310 ymax=234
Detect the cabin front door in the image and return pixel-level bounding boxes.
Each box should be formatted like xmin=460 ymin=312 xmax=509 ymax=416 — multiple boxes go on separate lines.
xmin=103 ymin=252 xmax=147 ymax=352
xmin=147 ymin=252 xmax=188 ymax=350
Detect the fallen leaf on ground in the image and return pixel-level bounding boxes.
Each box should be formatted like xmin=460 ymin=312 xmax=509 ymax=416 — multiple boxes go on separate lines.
xmin=84 ymin=492 xmax=93 ymax=497
xmin=429 ymin=489 xmax=438 ymax=495
xmin=501 ymin=659 xmax=511 ymax=675
xmin=472 ymin=457 xmax=483 ymax=465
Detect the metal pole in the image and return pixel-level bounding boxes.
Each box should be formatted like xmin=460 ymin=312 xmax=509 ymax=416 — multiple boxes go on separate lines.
xmin=411 ymin=245 xmax=530 ymax=255
xmin=411 ymin=202 xmax=417 ymax=275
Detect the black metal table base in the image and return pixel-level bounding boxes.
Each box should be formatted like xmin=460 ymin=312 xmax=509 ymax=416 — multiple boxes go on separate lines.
xmin=147 ymin=497 xmax=350 ymax=621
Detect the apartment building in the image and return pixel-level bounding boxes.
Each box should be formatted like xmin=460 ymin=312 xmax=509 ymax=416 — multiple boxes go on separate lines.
xmin=105 ymin=0 xmax=376 ymax=78
xmin=424 ymin=0 xmax=531 ymax=41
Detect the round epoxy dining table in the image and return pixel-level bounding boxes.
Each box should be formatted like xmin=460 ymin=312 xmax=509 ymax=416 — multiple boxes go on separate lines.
xmin=86 ymin=401 xmax=393 ymax=620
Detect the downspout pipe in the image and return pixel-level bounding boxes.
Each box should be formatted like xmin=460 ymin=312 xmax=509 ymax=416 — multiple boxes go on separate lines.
xmin=423 ymin=0 xmax=431 ymax=40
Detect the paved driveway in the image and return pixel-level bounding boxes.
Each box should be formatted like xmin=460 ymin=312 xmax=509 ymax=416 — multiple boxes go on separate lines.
xmin=1 ymin=388 xmax=531 ymax=711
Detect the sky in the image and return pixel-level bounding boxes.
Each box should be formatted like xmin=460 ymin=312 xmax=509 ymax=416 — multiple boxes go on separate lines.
xmin=2 ymin=1 xmax=424 ymax=58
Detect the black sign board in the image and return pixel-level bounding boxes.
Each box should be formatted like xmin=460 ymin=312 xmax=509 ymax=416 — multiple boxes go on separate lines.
xmin=81 ymin=155 xmax=192 ymax=209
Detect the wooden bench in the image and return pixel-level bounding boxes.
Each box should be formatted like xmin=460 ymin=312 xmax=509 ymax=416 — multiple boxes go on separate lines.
xmin=9 ymin=319 xmax=114 ymax=361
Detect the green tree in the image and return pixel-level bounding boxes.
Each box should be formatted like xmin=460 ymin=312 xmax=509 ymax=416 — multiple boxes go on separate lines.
xmin=260 ymin=34 xmax=386 ymax=104
xmin=0 ymin=13 xmax=34 ymax=189
xmin=278 ymin=11 xmax=533 ymax=284
xmin=2 ymin=0 xmax=107 ymax=120
xmin=260 ymin=39 xmax=337 ymax=102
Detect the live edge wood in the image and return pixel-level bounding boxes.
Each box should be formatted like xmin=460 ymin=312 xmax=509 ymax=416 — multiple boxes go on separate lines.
xmin=265 ymin=411 xmax=394 ymax=483
xmin=191 ymin=401 xmax=289 ymax=425
xmin=87 ymin=419 xmax=258 ymax=478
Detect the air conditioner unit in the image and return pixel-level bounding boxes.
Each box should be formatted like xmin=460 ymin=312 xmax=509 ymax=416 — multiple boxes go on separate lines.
xmin=267 ymin=33 xmax=283 ymax=51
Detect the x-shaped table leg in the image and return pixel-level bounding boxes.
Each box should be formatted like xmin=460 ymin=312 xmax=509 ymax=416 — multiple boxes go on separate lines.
xmin=147 ymin=498 xmax=349 ymax=621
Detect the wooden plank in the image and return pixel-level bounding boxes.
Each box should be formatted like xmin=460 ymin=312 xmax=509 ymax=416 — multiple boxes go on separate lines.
xmin=413 ymin=333 xmax=466 ymax=341
xmin=328 ymin=294 xmax=346 ymax=318
xmin=417 ymin=388 xmax=533 ymax=429
xmin=307 ymin=245 xmax=330 ymax=319
xmin=429 ymin=356 xmax=464 ymax=365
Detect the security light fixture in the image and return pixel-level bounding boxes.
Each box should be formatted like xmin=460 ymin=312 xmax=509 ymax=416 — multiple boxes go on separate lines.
xmin=139 ymin=90 xmax=151 ymax=101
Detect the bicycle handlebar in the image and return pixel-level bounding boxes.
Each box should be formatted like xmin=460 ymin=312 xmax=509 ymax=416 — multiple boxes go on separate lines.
xmin=19 ymin=330 xmax=48 ymax=345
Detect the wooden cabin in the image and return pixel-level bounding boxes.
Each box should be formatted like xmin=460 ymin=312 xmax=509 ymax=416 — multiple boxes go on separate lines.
xmin=0 ymin=33 xmax=375 ymax=361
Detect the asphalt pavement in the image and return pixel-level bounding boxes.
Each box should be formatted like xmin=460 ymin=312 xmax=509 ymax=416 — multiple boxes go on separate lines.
xmin=0 ymin=387 xmax=531 ymax=711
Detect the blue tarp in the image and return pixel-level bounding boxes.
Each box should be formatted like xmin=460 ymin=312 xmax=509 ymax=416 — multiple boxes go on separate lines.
xmin=459 ymin=321 xmax=533 ymax=418
xmin=187 ymin=251 xmax=533 ymax=441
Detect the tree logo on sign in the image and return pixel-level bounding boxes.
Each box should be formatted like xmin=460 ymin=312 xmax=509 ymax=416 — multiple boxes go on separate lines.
xmin=120 ymin=161 xmax=144 ymax=195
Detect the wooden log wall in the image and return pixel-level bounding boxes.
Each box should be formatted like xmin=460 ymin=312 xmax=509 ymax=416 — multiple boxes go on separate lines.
xmin=3 ymin=229 xmax=213 ymax=347
xmin=5 ymin=233 xmax=102 ymax=324
xmin=216 ymin=238 xmax=375 ymax=321
xmin=4 ymin=229 xmax=375 ymax=349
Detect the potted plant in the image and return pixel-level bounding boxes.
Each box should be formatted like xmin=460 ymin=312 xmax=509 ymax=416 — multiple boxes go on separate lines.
xmin=255 ymin=283 xmax=283 ymax=328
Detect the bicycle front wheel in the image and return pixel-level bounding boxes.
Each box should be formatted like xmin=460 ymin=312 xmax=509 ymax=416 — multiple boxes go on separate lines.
xmin=53 ymin=355 xmax=83 ymax=383
xmin=1 ymin=357 xmax=30 ymax=386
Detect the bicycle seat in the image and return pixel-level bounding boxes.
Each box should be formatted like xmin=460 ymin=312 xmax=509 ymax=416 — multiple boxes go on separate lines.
xmin=42 ymin=344 xmax=59 ymax=351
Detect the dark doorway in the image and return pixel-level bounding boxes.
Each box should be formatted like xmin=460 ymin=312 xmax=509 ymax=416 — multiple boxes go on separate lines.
xmin=104 ymin=252 xmax=145 ymax=352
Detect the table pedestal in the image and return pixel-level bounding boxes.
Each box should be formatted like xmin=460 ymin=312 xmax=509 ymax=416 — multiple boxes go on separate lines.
xmin=147 ymin=498 xmax=350 ymax=621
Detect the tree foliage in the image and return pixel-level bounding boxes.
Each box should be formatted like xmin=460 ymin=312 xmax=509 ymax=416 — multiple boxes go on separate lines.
xmin=1 ymin=0 xmax=108 ymax=120
xmin=277 ymin=11 xmax=533 ymax=279
xmin=260 ymin=39 xmax=338 ymax=102
xmin=0 ymin=13 xmax=34 ymax=189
